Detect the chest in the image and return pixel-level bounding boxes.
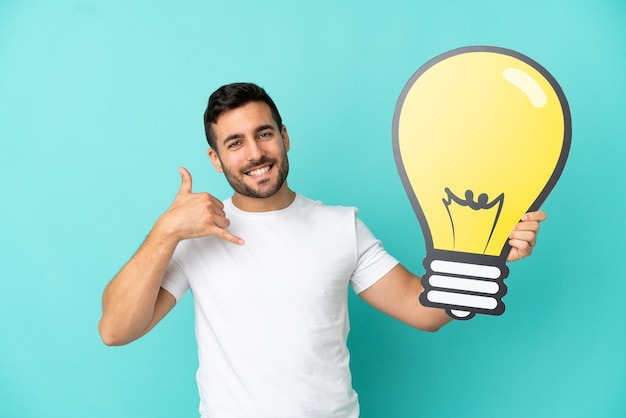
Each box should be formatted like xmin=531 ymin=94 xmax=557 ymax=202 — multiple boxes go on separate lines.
xmin=183 ymin=213 xmax=358 ymax=324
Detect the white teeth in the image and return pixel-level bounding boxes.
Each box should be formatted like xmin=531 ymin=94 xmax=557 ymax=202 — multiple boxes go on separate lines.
xmin=247 ymin=166 xmax=270 ymax=176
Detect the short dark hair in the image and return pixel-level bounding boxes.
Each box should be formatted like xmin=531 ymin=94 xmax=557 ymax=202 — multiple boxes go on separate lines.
xmin=203 ymin=82 xmax=283 ymax=149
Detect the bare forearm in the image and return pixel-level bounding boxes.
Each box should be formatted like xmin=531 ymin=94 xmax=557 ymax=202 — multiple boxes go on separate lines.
xmin=381 ymin=269 xmax=452 ymax=332
xmin=413 ymin=303 xmax=453 ymax=332
xmin=99 ymin=224 xmax=178 ymax=345
xmin=359 ymin=264 xmax=453 ymax=332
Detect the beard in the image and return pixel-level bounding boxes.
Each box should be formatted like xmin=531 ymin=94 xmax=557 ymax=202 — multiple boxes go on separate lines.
xmin=221 ymin=154 xmax=290 ymax=199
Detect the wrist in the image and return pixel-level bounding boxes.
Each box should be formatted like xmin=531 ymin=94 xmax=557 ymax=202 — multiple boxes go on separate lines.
xmin=150 ymin=215 xmax=184 ymax=249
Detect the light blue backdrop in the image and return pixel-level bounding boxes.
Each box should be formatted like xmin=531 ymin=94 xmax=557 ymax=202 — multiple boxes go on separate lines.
xmin=1 ymin=1 xmax=625 ymax=417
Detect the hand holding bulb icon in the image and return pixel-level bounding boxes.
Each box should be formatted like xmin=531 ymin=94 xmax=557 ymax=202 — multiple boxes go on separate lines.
xmin=392 ymin=46 xmax=571 ymax=320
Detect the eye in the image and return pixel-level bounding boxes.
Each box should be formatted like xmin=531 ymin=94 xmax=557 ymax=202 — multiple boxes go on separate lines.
xmin=227 ymin=140 xmax=242 ymax=149
xmin=258 ymin=131 xmax=272 ymax=140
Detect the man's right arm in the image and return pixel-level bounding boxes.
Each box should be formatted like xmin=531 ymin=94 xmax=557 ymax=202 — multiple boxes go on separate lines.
xmin=98 ymin=167 xmax=243 ymax=346
xmin=98 ymin=227 xmax=179 ymax=346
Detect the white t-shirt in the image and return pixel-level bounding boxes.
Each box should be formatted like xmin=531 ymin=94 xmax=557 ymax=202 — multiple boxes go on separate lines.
xmin=161 ymin=194 xmax=398 ymax=417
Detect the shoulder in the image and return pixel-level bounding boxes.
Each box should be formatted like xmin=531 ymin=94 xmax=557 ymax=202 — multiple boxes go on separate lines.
xmin=296 ymin=194 xmax=358 ymax=218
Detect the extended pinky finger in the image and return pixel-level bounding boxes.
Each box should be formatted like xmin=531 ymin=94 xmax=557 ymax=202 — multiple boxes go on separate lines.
xmin=219 ymin=229 xmax=245 ymax=246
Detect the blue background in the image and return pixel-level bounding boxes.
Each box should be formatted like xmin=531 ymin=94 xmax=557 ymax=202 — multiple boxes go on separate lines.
xmin=1 ymin=1 xmax=625 ymax=417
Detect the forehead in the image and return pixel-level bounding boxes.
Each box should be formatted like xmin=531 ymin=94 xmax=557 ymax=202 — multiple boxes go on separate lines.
xmin=212 ymin=101 xmax=276 ymax=136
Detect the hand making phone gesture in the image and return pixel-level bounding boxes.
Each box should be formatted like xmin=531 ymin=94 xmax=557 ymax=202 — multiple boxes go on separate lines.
xmin=156 ymin=167 xmax=244 ymax=245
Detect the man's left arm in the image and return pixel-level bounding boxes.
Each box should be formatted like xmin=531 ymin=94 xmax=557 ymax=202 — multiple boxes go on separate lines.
xmin=358 ymin=210 xmax=547 ymax=332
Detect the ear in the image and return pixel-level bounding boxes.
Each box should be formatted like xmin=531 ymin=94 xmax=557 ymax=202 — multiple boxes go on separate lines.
xmin=208 ymin=148 xmax=223 ymax=173
xmin=281 ymin=125 xmax=291 ymax=152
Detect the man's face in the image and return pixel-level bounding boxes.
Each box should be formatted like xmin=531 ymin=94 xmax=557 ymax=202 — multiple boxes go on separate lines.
xmin=208 ymin=101 xmax=290 ymax=199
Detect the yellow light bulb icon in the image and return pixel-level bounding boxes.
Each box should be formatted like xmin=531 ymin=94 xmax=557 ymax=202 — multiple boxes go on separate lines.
xmin=392 ymin=46 xmax=571 ymax=320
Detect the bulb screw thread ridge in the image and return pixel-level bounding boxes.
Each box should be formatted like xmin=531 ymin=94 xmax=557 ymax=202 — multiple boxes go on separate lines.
xmin=419 ymin=251 xmax=509 ymax=320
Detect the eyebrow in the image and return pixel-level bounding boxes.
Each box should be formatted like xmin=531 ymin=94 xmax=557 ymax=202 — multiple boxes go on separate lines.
xmin=221 ymin=124 xmax=276 ymax=146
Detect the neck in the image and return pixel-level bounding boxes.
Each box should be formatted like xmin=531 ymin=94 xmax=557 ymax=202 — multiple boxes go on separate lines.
xmin=231 ymin=182 xmax=296 ymax=213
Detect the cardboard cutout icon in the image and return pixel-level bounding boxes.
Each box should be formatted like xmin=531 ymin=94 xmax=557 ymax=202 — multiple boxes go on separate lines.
xmin=392 ymin=46 xmax=571 ymax=320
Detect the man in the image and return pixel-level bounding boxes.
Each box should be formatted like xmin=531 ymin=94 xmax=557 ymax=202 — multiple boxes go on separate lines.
xmin=99 ymin=82 xmax=545 ymax=417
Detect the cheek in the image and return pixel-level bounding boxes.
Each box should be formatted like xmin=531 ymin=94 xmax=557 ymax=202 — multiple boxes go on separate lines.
xmin=269 ymin=142 xmax=288 ymax=156
xmin=217 ymin=155 xmax=244 ymax=175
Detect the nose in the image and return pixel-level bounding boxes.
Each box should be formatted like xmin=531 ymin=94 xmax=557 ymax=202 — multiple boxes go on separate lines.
xmin=246 ymin=138 xmax=265 ymax=161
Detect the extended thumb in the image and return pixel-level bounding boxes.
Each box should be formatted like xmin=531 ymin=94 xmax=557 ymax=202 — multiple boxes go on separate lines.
xmin=178 ymin=166 xmax=192 ymax=193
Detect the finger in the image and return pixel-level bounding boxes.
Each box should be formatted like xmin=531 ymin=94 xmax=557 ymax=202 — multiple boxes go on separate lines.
xmin=509 ymin=229 xmax=537 ymax=246
xmin=511 ymin=220 xmax=540 ymax=234
xmin=507 ymin=238 xmax=533 ymax=261
xmin=216 ymin=228 xmax=244 ymax=246
xmin=507 ymin=247 xmax=521 ymax=262
xmin=521 ymin=210 xmax=547 ymax=222
xmin=210 ymin=212 xmax=230 ymax=229
xmin=178 ymin=167 xmax=193 ymax=194
xmin=206 ymin=193 xmax=225 ymax=211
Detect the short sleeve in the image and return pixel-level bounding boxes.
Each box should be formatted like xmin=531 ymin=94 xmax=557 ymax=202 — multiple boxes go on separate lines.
xmin=161 ymin=255 xmax=190 ymax=302
xmin=350 ymin=217 xmax=399 ymax=294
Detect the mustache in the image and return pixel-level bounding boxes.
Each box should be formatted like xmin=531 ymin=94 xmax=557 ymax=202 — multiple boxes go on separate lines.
xmin=241 ymin=157 xmax=275 ymax=173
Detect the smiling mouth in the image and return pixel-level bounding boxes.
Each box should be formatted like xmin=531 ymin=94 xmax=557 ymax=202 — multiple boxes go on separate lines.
xmin=245 ymin=165 xmax=272 ymax=177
